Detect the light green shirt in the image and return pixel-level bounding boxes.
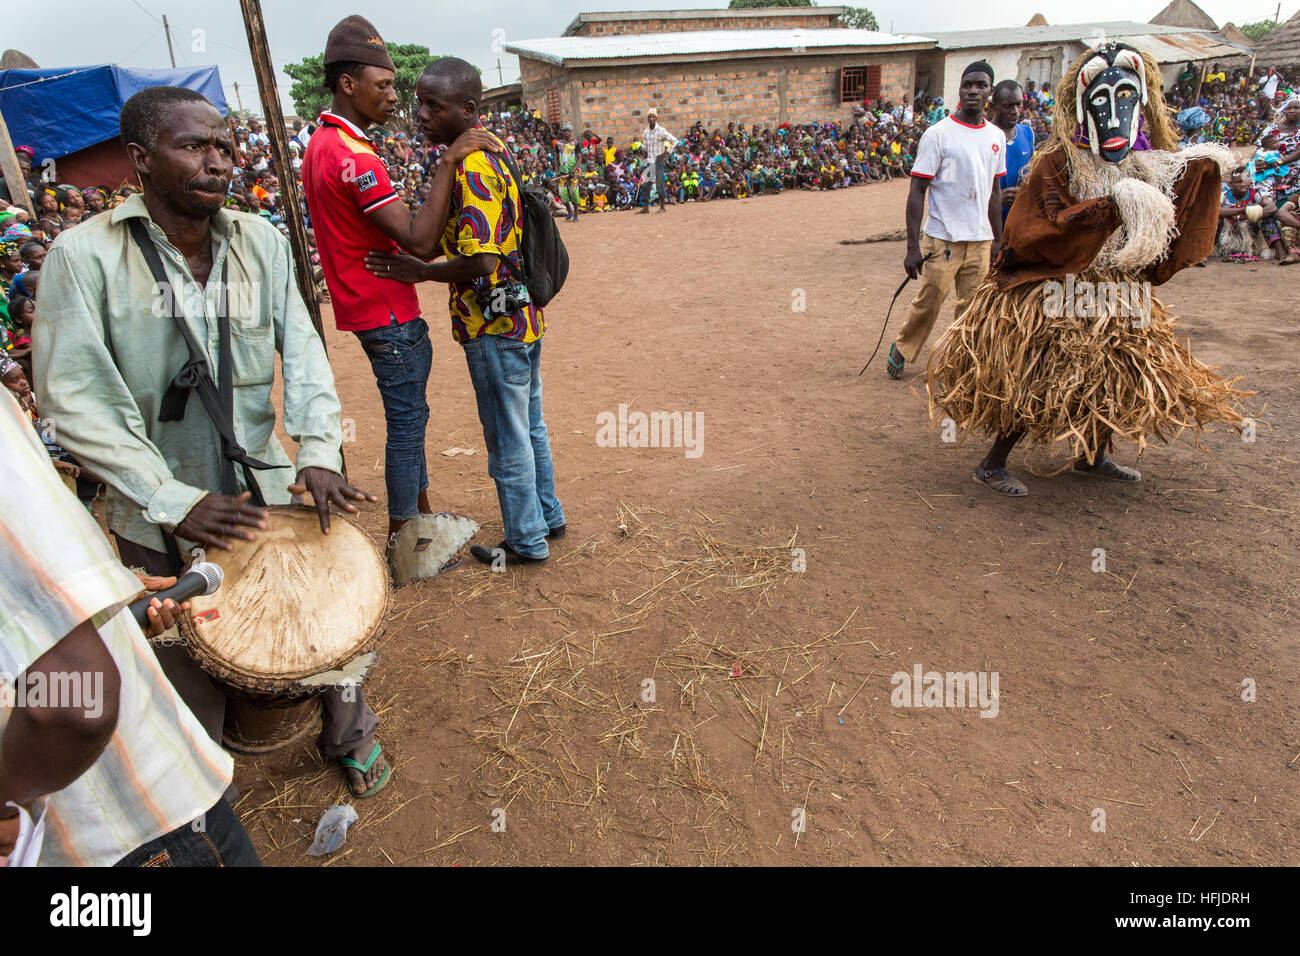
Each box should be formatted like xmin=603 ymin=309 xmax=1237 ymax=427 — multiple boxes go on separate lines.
xmin=33 ymin=194 xmax=343 ymax=552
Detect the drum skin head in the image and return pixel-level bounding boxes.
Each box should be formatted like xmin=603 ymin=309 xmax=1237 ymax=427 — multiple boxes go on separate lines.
xmin=180 ymin=506 xmax=389 ymax=696
xmin=387 ymin=511 xmax=480 ymax=587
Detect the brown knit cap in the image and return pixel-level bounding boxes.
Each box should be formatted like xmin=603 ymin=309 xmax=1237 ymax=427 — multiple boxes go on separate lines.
xmin=323 ymin=15 xmax=395 ymax=72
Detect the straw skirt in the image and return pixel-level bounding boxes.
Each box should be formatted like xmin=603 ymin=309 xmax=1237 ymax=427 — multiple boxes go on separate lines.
xmin=925 ymin=269 xmax=1249 ymax=463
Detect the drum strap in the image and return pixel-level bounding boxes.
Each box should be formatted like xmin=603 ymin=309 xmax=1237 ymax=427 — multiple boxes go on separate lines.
xmin=127 ymin=217 xmax=274 ymax=509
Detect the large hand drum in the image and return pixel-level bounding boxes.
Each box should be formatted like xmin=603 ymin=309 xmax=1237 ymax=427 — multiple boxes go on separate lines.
xmin=178 ymin=505 xmax=390 ymax=754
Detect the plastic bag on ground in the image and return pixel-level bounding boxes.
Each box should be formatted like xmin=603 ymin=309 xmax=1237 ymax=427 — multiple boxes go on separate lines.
xmin=307 ymin=804 xmax=358 ymax=857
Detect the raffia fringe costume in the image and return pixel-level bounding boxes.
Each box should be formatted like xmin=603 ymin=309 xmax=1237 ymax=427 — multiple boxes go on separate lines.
xmin=926 ymin=142 xmax=1250 ymax=463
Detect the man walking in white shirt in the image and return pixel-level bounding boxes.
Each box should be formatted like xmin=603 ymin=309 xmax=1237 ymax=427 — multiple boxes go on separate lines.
xmin=638 ymin=108 xmax=678 ymax=214
xmin=886 ymin=61 xmax=1005 ymax=379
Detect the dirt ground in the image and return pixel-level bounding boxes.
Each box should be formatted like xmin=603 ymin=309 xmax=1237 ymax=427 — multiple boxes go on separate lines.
xmin=232 ymin=178 xmax=1299 ymax=866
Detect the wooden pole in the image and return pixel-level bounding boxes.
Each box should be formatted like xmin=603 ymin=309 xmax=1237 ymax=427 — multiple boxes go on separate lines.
xmin=237 ymin=0 xmax=325 ymax=344
xmin=163 ymin=14 xmax=177 ymax=68
xmin=237 ymin=0 xmax=347 ymax=480
xmin=0 ymin=107 xmax=34 ymax=215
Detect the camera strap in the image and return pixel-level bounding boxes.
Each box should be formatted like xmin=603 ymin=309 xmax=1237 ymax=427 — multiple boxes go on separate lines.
xmin=127 ymin=217 xmax=273 ymax=507
xmin=493 ymin=147 xmax=532 ymax=288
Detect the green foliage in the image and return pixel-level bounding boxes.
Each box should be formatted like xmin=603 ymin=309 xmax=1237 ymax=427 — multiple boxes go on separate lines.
xmin=840 ymin=7 xmax=879 ymax=30
xmin=1239 ymin=20 xmax=1276 ymax=43
xmin=283 ymin=44 xmax=478 ymax=128
xmin=283 ymin=54 xmax=329 ymax=124
xmin=726 ymin=0 xmax=875 ymax=30
xmin=388 ymin=44 xmax=436 ymax=129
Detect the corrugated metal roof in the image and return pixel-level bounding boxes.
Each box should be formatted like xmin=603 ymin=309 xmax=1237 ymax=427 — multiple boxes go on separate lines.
xmin=1119 ymin=32 xmax=1250 ymax=62
xmin=927 ymin=20 xmax=1203 ymax=49
xmin=505 ymin=29 xmax=936 ymax=66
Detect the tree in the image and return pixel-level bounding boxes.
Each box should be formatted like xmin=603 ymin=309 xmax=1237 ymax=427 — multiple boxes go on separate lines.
xmin=840 ymin=7 xmax=879 ymax=30
xmin=729 ymin=0 xmax=814 ymax=7
xmin=1239 ymin=20 xmax=1276 ymax=43
xmin=283 ymin=44 xmax=474 ymax=129
xmin=388 ymin=44 xmax=442 ymax=129
xmin=284 ymin=54 xmax=329 ymax=124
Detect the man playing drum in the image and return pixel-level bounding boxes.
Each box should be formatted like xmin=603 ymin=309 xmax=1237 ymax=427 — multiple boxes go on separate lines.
xmin=33 ymin=86 xmax=391 ymax=798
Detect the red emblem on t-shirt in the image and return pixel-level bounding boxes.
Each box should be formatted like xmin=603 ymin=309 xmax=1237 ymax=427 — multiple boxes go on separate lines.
xmin=992 ymin=144 xmax=1000 ymax=152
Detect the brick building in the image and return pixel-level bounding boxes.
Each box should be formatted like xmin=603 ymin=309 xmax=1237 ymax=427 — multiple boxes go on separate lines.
xmin=506 ymin=14 xmax=935 ymax=144
xmin=563 ymin=7 xmax=846 ymax=37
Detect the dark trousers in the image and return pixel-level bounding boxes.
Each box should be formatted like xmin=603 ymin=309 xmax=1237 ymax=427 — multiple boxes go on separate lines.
xmin=353 ymin=316 xmax=433 ymax=522
xmin=114 ymin=534 xmax=379 ymax=767
xmin=114 ymin=797 xmax=261 ymax=867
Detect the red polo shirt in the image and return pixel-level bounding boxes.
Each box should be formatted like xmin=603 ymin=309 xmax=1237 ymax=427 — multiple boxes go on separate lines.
xmin=301 ymin=111 xmax=420 ymax=332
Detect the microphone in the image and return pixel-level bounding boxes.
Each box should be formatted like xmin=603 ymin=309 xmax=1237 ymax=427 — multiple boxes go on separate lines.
xmin=129 ymin=562 xmax=224 ymax=629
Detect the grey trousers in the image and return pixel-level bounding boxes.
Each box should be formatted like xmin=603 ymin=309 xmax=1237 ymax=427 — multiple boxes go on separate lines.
xmin=653 ymin=155 xmax=668 ymax=204
xmin=114 ymin=534 xmax=379 ymax=763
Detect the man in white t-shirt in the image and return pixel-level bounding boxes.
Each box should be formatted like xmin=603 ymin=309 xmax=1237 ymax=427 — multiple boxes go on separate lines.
xmin=886 ymin=61 xmax=1005 ymax=379
xmin=1258 ymin=68 xmax=1280 ymax=103
xmin=291 ymin=119 xmax=312 ymax=151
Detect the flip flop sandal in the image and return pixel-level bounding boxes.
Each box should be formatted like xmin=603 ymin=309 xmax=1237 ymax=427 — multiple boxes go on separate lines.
xmin=1074 ymin=457 xmax=1141 ymax=482
xmin=886 ymin=343 xmax=905 ymax=380
xmin=973 ymin=465 xmax=1028 ymax=497
xmin=341 ymin=742 xmax=392 ymax=799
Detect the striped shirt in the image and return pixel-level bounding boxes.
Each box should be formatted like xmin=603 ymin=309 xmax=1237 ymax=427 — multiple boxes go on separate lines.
xmin=641 ymin=123 xmax=679 ymax=162
xmin=0 ymin=391 xmax=232 ymax=866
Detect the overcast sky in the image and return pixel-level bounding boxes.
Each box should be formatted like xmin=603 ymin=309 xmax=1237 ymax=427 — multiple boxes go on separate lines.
xmin=5 ymin=0 xmax=1296 ymax=116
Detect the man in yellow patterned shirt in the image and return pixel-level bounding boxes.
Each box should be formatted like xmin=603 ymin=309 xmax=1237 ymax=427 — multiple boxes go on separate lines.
xmin=366 ymin=57 xmax=564 ymax=566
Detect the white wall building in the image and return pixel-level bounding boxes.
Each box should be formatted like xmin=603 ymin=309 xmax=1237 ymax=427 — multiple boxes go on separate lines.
xmin=916 ymin=20 xmax=1249 ymax=107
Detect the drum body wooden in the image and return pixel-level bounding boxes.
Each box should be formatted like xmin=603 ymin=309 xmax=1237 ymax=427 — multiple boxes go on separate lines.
xmin=178 ymin=505 xmax=389 ymax=753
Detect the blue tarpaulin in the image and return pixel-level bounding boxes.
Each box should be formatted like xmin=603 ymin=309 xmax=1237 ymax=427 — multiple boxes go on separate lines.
xmin=0 ymin=64 xmax=227 ymax=163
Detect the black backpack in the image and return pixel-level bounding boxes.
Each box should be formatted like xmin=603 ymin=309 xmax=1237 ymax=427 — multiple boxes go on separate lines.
xmin=498 ymin=149 xmax=569 ymax=308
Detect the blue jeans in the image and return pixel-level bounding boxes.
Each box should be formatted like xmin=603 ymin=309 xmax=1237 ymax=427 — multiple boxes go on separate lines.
xmin=462 ymin=335 xmax=563 ymax=559
xmin=114 ymin=798 xmax=261 ymax=867
xmin=354 ymin=317 xmax=432 ymax=520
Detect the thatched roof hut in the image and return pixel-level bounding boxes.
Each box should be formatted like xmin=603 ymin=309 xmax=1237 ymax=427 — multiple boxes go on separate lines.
xmin=1218 ymin=22 xmax=1251 ymax=47
xmin=1254 ymin=11 xmax=1300 ymax=69
xmin=1149 ymin=0 xmax=1218 ymax=31
xmin=0 ymin=49 xmax=39 ymax=70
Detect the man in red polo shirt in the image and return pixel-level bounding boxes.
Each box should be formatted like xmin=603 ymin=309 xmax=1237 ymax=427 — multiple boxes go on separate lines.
xmin=303 ymin=15 xmax=496 ymax=563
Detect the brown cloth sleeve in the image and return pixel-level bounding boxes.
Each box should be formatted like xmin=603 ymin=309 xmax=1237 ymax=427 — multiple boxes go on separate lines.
xmin=993 ymin=148 xmax=1122 ymax=290
xmin=993 ymin=148 xmax=1226 ymax=290
xmin=1142 ymin=156 xmax=1222 ymax=286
